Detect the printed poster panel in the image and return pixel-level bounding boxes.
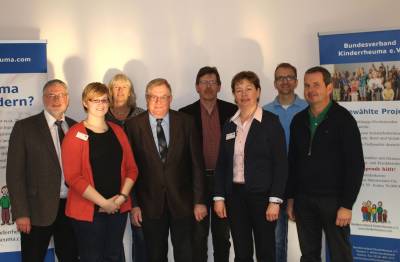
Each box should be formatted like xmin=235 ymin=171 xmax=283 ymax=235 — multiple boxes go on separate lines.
xmin=319 ymin=30 xmax=400 ymax=262
xmin=0 ymin=41 xmax=54 ymax=261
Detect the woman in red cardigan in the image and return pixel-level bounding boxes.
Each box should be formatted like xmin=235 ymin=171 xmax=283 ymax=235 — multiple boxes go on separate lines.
xmin=62 ymin=82 xmax=138 ymax=262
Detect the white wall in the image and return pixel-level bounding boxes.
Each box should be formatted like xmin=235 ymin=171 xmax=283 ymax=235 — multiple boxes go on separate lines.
xmin=2 ymin=0 xmax=399 ymax=261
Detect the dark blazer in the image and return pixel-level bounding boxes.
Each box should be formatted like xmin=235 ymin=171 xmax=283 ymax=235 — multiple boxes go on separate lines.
xmin=179 ymin=99 xmax=237 ymax=145
xmin=287 ymin=101 xmax=364 ymax=209
xmin=6 ymin=111 xmax=76 ymax=226
xmin=125 ymin=110 xmax=205 ymax=219
xmin=214 ymin=110 xmax=288 ymax=199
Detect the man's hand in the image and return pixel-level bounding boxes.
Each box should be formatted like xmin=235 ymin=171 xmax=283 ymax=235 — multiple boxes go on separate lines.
xmin=266 ymin=202 xmax=280 ymax=222
xmin=286 ymin=198 xmax=295 ymax=221
xmin=336 ymin=207 xmax=352 ymax=227
xmin=16 ymin=217 xmax=31 ymax=234
xmin=214 ymin=200 xmax=227 ymax=218
xmin=131 ymin=207 xmax=142 ymax=227
xmin=194 ymin=204 xmax=207 ymax=222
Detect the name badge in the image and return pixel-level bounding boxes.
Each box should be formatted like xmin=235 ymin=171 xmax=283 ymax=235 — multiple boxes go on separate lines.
xmin=226 ymin=132 xmax=235 ymax=140
xmin=76 ymin=131 xmax=89 ymax=141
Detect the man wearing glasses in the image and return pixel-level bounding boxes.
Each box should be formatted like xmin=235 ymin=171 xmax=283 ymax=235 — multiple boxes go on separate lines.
xmin=6 ymin=79 xmax=79 ymax=262
xmin=263 ymin=63 xmax=307 ymax=262
xmin=179 ymin=66 xmax=236 ymax=262
xmin=125 ymin=78 xmax=206 ymax=262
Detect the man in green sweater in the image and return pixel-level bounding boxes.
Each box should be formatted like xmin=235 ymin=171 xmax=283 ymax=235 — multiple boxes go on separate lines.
xmin=286 ymin=66 xmax=365 ymax=262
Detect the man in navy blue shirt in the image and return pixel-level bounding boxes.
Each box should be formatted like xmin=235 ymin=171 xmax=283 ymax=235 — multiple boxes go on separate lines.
xmin=263 ymin=63 xmax=307 ymax=262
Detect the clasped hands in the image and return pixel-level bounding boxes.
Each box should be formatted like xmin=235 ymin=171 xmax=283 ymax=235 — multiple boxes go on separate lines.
xmin=99 ymin=194 xmax=125 ymax=214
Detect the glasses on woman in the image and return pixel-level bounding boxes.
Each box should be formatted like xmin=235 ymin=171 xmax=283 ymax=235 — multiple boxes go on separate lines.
xmin=89 ymin=98 xmax=109 ymax=104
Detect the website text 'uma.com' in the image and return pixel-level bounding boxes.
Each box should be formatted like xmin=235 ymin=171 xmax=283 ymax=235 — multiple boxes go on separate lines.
xmin=0 ymin=57 xmax=31 ymax=63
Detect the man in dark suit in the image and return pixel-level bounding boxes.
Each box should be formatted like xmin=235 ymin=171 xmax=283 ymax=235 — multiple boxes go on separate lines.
xmin=6 ymin=79 xmax=79 ymax=262
xmin=125 ymin=78 xmax=206 ymax=262
xmin=179 ymin=66 xmax=236 ymax=262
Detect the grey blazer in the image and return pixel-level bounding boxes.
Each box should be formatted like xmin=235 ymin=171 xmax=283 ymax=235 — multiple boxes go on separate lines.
xmin=6 ymin=111 xmax=76 ymax=226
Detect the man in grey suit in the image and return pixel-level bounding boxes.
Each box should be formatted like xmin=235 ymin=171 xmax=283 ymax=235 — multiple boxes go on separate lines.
xmin=125 ymin=78 xmax=207 ymax=262
xmin=6 ymin=79 xmax=79 ymax=262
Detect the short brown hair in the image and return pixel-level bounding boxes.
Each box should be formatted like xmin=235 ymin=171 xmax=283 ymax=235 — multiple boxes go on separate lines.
xmin=195 ymin=66 xmax=221 ymax=85
xmin=231 ymin=71 xmax=261 ymax=93
xmin=305 ymin=66 xmax=332 ymax=86
xmin=82 ymin=82 xmax=109 ymax=112
xmin=274 ymin=63 xmax=297 ymax=79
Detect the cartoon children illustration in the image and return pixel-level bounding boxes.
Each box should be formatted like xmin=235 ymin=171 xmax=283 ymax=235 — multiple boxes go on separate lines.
xmin=366 ymin=200 xmax=372 ymax=222
xmin=361 ymin=202 xmax=368 ymax=221
xmin=371 ymin=204 xmax=377 ymax=223
xmin=377 ymin=201 xmax=384 ymax=222
xmin=0 ymin=185 xmax=12 ymax=225
xmin=383 ymin=209 xmax=388 ymax=223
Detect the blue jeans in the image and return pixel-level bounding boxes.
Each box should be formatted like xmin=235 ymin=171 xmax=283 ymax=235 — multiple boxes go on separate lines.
xmin=72 ymin=211 xmax=128 ymax=262
xmin=275 ymin=204 xmax=288 ymax=262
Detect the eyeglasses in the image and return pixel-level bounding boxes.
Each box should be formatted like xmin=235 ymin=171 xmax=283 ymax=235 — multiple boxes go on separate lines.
xmin=44 ymin=93 xmax=68 ymax=100
xmin=146 ymin=95 xmax=170 ymax=102
xmin=199 ymin=80 xmax=218 ymax=86
xmin=88 ymin=98 xmax=109 ymax=104
xmin=275 ymin=76 xmax=297 ymax=82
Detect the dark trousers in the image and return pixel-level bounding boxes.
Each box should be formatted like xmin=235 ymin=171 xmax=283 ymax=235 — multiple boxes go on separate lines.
xmin=294 ymin=195 xmax=353 ymax=262
xmin=142 ymin=201 xmax=193 ymax=262
xmin=226 ymin=184 xmax=276 ymax=262
xmin=20 ymin=199 xmax=79 ymax=262
xmin=72 ymin=211 xmax=128 ymax=262
xmin=275 ymin=203 xmax=288 ymax=262
xmin=193 ymin=174 xmax=231 ymax=262
xmin=130 ymin=222 xmax=147 ymax=262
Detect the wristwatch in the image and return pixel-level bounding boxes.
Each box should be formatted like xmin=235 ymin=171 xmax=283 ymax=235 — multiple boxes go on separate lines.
xmin=119 ymin=193 xmax=128 ymax=202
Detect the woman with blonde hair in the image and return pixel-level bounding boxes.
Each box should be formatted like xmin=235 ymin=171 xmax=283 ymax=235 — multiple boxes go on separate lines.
xmin=106 ymin=73 xmax=146 ymax=261
xmin=106 ymin=74 xmax=144 ymax=126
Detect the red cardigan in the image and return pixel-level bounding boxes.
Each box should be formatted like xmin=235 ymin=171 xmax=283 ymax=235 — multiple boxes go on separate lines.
xmin=61 ymin=121 xmax=138 ymax=222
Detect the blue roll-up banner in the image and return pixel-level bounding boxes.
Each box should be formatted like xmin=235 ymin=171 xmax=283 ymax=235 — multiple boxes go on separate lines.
xmin=0 ymin=41 xmax=54 ymax=261
xmin=319 ymin=29 xmax=400 ymax=65
xmin=0 ymin=42 xmax=47 ymax=73
xmin=319 ymin=30 xmax=400 ymax=262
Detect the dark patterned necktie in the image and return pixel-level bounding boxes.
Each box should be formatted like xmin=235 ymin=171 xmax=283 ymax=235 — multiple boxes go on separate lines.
xmin=156 ymin=119 xmax=168 ymax=163
xmin=55 ymin=120 xmax=65 ymax=144
xmin=55 ymin=120 xmax=68 ymax=187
